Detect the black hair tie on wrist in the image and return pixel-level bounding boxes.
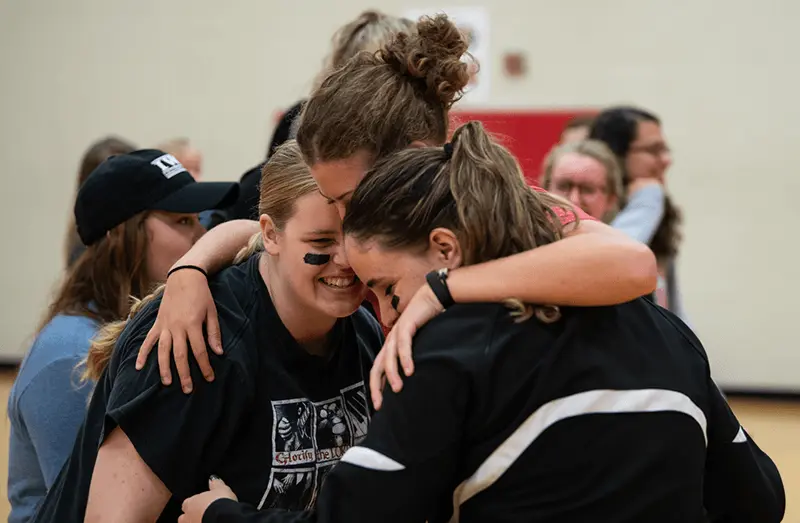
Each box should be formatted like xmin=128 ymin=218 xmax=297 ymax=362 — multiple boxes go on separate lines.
xmin=167 ymin=265 xmax=209 ymax=279
xmin=425 ymin=268 xmax=454 ymax=309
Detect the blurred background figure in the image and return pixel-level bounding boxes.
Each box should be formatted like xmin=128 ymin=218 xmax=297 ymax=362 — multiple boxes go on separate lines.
xmin=590 ymin=106 xmax=685 ymax=319
xmin=559 ymin=114 xmax=595 ymax=144
xmin=541 ymin=139 xmax=624 ymax=223
xmin=157 ymin=138 xmax=204 ymax=180
xmin=63 ymin=136 xmax=136 ymax=268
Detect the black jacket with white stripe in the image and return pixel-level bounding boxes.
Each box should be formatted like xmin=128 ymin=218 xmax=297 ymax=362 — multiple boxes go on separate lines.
xmin=204 ymin=298 xmax=785 ymax=523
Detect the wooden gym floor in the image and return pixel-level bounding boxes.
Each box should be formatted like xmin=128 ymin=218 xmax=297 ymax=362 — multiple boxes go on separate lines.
xmin=0 ymin=369 xmax=796 ymax=521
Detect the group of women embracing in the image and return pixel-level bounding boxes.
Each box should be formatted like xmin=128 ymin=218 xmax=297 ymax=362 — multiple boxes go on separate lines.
xmin=13 ymin=11 xmax=784 ymax=523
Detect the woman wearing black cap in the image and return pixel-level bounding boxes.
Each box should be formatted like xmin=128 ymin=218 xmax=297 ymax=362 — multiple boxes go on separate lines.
xmin=30 ymin=142 xmax=383 ymax=523
xmin=6 ymin=149 xmax=238 ymax=523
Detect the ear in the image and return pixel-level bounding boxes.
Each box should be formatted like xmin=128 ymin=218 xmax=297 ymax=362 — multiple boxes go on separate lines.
xmin=259 ymin=214 xmax=280 ymax=256
xmin=427 ymin=228 xmax=463 ymax=269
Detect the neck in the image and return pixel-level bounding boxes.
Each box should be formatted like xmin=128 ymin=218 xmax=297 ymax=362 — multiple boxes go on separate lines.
xmin=259 ymin=255 xmax=337 ymax=357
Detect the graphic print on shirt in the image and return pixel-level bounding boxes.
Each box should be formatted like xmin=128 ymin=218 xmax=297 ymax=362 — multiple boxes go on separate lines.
xmin=259 ymin=381 xmax=371 ymax=511
xmin=342 ymin=382 xmax=369 ymax=443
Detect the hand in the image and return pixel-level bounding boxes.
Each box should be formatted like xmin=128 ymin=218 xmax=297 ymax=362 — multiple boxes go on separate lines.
xmin=179 ymin=476 xmax=237 ymax=523
xmin=135 ymin=267 xmax=223 ymax=393
xmin=369 ymin=283 xmax=443 ymax=410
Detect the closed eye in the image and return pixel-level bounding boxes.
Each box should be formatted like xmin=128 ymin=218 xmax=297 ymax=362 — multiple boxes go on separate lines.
xmin=309 ymin=238 xmax=335 ymax=246
xmin=385 ymin=284 xmax=394 ymax=296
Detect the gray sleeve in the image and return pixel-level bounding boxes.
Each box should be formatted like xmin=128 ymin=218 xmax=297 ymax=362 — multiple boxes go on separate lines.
xmin=611 ymin=184 xmax=666 ymax=244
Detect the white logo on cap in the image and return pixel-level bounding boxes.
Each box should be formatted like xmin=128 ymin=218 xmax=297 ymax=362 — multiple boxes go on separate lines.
xmin=151 ymin=154 xmax=187 ymax=179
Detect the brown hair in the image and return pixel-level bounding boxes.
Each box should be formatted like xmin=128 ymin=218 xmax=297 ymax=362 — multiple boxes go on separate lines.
xmin=86 ymin=141 xmax=316 ymax=380
xmin=541 ymin=139 xmax=625 ymax=223
xmin=343 ymin=121 xmax=576 ymax=318
xmin=64 ymin=136 xmax=136 ymax=267
xmin=298 ymin=14 xmax=471 ymax=166
xmin=52 ymin=212 xmax=155 ymax=381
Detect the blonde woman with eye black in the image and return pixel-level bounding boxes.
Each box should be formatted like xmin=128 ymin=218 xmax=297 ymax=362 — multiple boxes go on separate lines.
xmin=30 ymin=143 xmax=384 ymax=523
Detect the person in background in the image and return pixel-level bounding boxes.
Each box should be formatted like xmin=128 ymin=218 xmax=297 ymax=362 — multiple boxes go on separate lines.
xmin=158 ymin=137 xmax=204 ymax=180
xmin=63 ymin=136 xmax=136 ymax=268
xmin=589 ymin=106 xmax=685 ymax=319
xmin=229 ymin=10 xmax=415 ymax=222
xmin=541 ymin=139 xmax=624 ymax=223
xmin=6 ymin=150 xmax=238 ymax=523
xmin=559 ymin=114 xmax=595 ymax=144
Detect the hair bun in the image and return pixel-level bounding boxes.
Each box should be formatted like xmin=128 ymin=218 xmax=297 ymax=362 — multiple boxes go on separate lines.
xmin=379 ymin=14 xmax=471 ymax=110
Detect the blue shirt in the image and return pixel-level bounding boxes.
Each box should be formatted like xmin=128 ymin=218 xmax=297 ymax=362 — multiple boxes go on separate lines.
xmin=7 ymin=314 xmax=98 ymax=523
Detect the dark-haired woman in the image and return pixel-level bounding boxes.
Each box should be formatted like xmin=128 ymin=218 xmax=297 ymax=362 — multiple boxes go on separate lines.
xmin=137 ymin=14 xmax=658 ymax=406
xmin=590 ymin=106 xmax=686 ymax=320
xmin=182 ymin=122 xmax=784 ymax=523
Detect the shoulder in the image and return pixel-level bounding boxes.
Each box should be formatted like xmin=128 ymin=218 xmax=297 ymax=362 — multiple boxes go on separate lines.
xmin=413 ymin=303 xmax=513 ymax=365
xmin=17 ymin=314 xmax=98 ymax=387
xmin=36 ymin=314 xmax=99 ymax=351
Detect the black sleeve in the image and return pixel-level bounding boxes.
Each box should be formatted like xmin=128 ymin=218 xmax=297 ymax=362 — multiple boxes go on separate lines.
xmin=104 ymin=313 xmax=253 ymax=499
xmin=703 ymin=380 xmax=785 ymax=523
xmin=203 ymin=330 xmax=474 ymax=523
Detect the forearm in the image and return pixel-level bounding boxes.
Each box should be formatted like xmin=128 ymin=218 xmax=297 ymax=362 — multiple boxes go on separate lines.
xmin=447 ymin=220 xmax=657 ymax=306
xmin=175 ymin=220 xmax=260 ymax=275
xmin=611 ymin=184 xmax=665 ymax=244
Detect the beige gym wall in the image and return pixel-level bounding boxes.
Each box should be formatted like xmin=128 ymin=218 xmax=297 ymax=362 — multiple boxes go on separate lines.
xmin=0 ymin=0 xmax=797 ymax=391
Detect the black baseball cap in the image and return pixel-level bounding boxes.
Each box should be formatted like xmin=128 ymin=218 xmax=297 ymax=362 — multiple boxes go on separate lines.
xmin=75 ymin=149 xmax=240 ymax=246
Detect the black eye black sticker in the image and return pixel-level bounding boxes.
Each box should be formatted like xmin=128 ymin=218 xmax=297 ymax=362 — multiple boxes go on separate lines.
xmin=391 ymin=295 xmax=400 ymax=311
xmin=304 ymin=253 xmax=331 ymax=265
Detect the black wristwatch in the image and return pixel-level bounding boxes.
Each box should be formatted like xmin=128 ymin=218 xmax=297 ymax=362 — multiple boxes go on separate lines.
xmin=425 ymin=268 xmax=455 ymax=309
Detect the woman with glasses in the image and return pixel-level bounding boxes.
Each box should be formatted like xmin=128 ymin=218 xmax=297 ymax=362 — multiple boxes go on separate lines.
xmin=590 ymin=106 xmax=686 ymax=320
xmin=541 ymin=139 xmax=625 ymax=224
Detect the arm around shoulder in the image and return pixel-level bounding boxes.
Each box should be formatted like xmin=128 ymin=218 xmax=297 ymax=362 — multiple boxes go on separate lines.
xmin=447 ymin=218 xmax=657 ymax=307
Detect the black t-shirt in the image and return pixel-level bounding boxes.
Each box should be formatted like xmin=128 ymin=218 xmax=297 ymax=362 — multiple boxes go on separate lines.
xmin=32 ymin=254 xmax=383 ymax=522
xmin=205 ymin=298 xmax=784 ymax=523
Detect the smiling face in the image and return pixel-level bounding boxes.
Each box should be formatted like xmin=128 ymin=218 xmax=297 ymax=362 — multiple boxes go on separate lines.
xmin=344 ymin=229 xmax=463 ymax=328
xmin=262 ymin=191 xmax=367 ymax=319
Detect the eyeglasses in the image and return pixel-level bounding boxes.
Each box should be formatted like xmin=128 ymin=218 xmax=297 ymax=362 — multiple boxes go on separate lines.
xmin=629 ymin=142 xmax=671 ymax=157
xmin=552 ymin=180 xmax=607 ymax=197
